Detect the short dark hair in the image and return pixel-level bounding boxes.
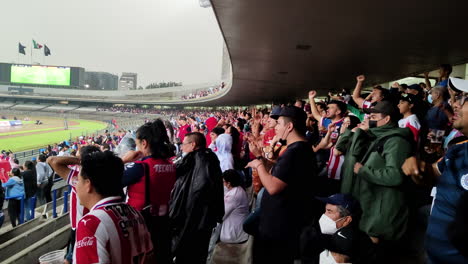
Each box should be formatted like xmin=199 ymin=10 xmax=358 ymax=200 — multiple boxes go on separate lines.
xmin=185 ymin=132 xmax=206 ymax=149
xmin=211 ymin=127 xmax=225 ymax=136
xmin=222 ymin=169 xmax=242 ymax=188
xmin=79 ymin=145 xmax=101 ymax=157
xmin=440 ymin=64 xmax=452 ymax=75
xmin=328 ymin=100 xmax=348 ymax=117
xmin=38 ymin=154 xmax=47 ymax=162
xmin=24 ymin=160 xmax=35 ymax=171
xmin=236 ymin=118 xmax=246 ymax=131
xmin=80 ymin=151 xmax=124 ymax=197
xmin=316 ymin=102 xmax=327 ymax=111
xmin=373 ymin=86 xmax=389 ymax=99
xmin=281 ymin=116 xmax=307 ymax=135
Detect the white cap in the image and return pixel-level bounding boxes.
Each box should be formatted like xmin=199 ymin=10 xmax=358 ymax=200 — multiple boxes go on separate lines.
xmin=449 ymin=77 xmax=468 ymax=93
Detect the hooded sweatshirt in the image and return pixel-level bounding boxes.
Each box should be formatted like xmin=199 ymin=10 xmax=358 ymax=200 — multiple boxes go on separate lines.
xmin=2 ymin=176 xmax=25 ymax=200
xmin=215 ymin=134 xmax=234 ymax=172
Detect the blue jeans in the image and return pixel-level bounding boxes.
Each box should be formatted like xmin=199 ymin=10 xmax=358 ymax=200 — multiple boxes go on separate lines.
xmin=24 ymin=197 xmax=35 ymax=221
xmin=0 ymin=213 xmax=4 ymax=229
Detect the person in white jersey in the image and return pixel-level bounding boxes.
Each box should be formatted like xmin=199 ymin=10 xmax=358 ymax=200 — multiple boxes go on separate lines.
xmin=74 ymin=151 xmax=153 ymax=263
xmin=47 ymin=146 xmax=101 ymax=263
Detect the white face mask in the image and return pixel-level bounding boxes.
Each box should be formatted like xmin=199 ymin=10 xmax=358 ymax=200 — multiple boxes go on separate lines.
xmin=427 ymin=94 xmax=433 ymax=104
xmin=319 ymin=214 xmax=344 ymax=235
xmin=320 ymin=250 xmax=338 ymax=264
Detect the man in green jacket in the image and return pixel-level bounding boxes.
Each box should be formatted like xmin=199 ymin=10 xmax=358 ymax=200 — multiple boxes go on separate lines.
xmin=340 ymin=101 xmax=413 ymax=251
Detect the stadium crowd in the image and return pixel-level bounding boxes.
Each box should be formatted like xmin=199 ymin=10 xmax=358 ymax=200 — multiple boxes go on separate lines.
xmin=180 ymin=82 xmax=226 ymax=100
xmin=1 ymin=65 xmax=468 ymax=264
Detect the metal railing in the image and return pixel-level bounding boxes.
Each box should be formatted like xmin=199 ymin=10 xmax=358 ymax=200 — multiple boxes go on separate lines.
xmin=4 ymin=178 xmax=69 ymax=226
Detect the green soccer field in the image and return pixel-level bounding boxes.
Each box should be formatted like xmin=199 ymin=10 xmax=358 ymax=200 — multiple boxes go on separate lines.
xmin=0 ymin=119 xmax=108 ymax=152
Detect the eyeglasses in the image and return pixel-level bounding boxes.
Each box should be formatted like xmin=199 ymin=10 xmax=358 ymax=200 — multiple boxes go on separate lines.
xmin=181 ymin=142 xmax=193 ymax=146
xmin=455 ymin=94 xmax=467 ymax=106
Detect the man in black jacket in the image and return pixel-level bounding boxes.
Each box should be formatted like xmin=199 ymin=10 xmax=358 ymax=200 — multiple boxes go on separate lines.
xmin=169 ymin=132 xmax=224 ymax=264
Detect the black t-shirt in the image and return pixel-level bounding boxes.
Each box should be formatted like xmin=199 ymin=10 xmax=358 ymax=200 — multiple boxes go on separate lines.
xmin=259 ymin=141 xmax=318 ymax=242
xmin=22 ymin=170 xmax=38 ymax=199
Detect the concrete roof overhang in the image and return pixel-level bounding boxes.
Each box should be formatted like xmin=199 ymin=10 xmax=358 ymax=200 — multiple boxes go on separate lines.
xmin=205 ymin=0 xmax=468 ymax=106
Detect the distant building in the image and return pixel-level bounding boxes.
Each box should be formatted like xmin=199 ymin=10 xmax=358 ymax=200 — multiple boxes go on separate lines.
xmin=119 ymin=72 xmax=138 ymax=90
xmin=84 ymin=71 xmax=118 ymax=90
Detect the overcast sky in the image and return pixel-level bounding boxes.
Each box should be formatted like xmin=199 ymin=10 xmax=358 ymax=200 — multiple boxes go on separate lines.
xmin=0 ymin=0 xmax=223 ymax=87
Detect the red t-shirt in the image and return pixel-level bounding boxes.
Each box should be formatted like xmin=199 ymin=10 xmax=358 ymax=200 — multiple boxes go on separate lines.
xmin=263 ymin=129 xmax=276 ymax=147
xmin=178 ymin=124 xmax=190 ymax=142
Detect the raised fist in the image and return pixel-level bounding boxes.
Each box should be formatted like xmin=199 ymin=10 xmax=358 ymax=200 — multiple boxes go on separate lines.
xmin=356 ymin=75 xmax=365 ymax=82
xmin=309 ymin=90 xmax=317 ymax=99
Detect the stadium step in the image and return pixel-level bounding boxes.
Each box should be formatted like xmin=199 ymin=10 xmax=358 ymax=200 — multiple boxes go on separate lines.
xmin=0 ymin=213 xmax=69 ymax=263
xmin=0 ymin=220 xmax=69 ymax=264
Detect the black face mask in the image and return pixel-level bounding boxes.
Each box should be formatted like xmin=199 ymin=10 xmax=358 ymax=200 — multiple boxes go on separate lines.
xmin=369 ymin=120 xmax=378 ymax=128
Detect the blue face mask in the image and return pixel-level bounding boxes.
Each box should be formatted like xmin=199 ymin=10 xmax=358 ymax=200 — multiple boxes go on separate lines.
xmin=428 ymin=94 xmax=433 ymax=104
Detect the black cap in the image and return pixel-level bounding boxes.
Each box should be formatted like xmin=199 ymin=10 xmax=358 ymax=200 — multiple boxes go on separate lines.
xmin=363 ymin=101 xmax=398 ymax=116
xmin=316 ymin=193 xmax=360 ymax=214
xmin=278 ymin=106 xmax=307 ymax=123
xmin=400 ymin=93 xmax=418 ymax=104
xmin=269 ymin=106 xmax=282 ymax=120
xmin=407 ymin=84 xmax=423 ymax=94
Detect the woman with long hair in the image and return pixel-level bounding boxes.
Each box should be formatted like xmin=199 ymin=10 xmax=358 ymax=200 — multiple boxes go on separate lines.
xmin=122 ymin=119 xmax=176 ymax=264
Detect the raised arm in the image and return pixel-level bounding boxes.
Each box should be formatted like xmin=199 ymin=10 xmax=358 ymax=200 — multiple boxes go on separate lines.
xmin=47 ymin=156 xmax=80 ymax=180
xmin=313 ymin=123 xmax=336 ymax=152
xmin=352 ymin=75 xmax=366 ymax=108
xmin=308 ymin=90 xmax=323 ymax=122
xmin=424 ymin=72 xmax=432 ymax=89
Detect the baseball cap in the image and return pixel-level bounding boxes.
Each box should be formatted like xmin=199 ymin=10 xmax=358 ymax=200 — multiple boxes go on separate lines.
xmin=316 ymin=193 xmax=360 ymax=215
xmin=278 ymin=106 xmax=307 ymax=122
xmin=363 ymin=101 xmax=398 ymax=116
xmin=31 ymin=157 xmax=37 ymax=161
xmin=449 ymin=77 xmax=468 ymax=93
xmin=400 ymin=93 xmax=418 ymax=104
xmin=407 ymin=83 xmax=423 ymax=94
xmin=269 ymin=106 xmax=282 ymax=120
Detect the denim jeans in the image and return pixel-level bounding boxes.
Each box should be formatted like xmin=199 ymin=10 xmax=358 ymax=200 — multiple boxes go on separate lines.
xmin=24 ymin=197 xmax=35 ymax=221
xmin=0 ymin=213 xmax=4 ymax=229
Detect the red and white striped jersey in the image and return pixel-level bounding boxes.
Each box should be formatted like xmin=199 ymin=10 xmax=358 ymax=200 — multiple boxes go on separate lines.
xmin=326 ymin=146 xmax=344 ymax=180
xmin=73 ymin=197 xmax=153 ymax=264
xmin=67 ymin=167 xmax=89 ymax=230
xmin=361 ymin=100 xmax=373 ymax=109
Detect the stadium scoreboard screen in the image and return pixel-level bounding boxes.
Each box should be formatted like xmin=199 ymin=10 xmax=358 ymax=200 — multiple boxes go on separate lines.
xmin=10 ymin=64 xmax=71 ymax=86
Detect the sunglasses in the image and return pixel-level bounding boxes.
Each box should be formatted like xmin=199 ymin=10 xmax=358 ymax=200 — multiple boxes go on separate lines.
xmin=455 ymin=94 xmax=467 ymax=106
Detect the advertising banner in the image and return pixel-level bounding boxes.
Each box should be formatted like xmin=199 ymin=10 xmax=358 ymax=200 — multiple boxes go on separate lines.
xmin=0 ymin=121 xmax=11 ymax=127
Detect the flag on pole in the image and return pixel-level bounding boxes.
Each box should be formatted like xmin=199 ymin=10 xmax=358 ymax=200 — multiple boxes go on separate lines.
xmin=32 ymin=39 xmax=43 ymax=49
xmin=18 ymin=43 xmax=26 ymax=55
xmin=44 ymin=45 xmax=51 ymax=56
